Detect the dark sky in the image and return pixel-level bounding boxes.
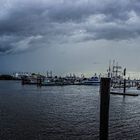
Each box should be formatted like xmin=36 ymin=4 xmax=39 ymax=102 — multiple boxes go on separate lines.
xmin=0 ymin=0 xmax=140 ymax=77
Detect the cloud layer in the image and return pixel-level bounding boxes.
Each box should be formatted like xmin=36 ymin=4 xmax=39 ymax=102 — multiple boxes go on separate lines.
xmin=0 ymin=0 xmax=140 ymax=54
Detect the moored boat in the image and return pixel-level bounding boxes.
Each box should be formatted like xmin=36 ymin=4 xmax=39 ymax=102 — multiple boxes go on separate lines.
xmin=81 ymin=74 xmax=100 ymax=85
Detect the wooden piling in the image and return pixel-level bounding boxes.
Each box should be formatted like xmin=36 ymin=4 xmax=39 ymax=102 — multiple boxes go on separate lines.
xmin=123 ymin=79 xmax=126 ymax=94
xmin=123 ymin=68 xmax=126 ymax=93
xmin=21 ymin=78 xmax=25 ymax=85
xmin=37 ymin=76 xmax=42 ymax=86
xmin=100 ymin=78 xmax=111 ymax=140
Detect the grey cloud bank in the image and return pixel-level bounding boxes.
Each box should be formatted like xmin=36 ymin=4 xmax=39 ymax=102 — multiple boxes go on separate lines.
xmin=1 ymin=0 xmax=140 ymax=76
xmin=0 ymin=0 xmax=140 ymax=54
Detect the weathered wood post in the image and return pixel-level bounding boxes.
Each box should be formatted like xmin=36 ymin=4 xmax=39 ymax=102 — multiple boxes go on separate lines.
xmin=123 ymin=68 xmax=126 ymax=94
xmin=123 ymin=79 xmax=126 ymax=93
xmin=100 ymin=78 xmax=111 ymax=140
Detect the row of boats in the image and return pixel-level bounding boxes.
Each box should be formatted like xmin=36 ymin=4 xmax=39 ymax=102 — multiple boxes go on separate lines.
xmin=21 ymin=72 xmax=140 ymax=89
xmin=21 ymin=74 xmax=101 ymax=86
xmin=21 ymin=60 xmax=140 ymax=88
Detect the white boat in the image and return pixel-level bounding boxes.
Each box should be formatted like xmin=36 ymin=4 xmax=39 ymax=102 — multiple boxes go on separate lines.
xmin=82 ymin=75 xmax=100 ymax=85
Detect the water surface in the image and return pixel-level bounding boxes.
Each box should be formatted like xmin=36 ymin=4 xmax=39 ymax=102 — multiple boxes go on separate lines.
xmin=0 ymin=81 xmax=140 ymax=140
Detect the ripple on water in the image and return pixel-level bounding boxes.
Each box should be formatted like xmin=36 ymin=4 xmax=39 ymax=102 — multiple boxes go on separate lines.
xmin=0 ymin=81 xmax=140 ymax=140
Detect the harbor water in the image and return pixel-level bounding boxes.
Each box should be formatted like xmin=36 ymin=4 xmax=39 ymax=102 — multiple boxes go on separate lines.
xmin=0 ymin=81 xmax=140 ymax=140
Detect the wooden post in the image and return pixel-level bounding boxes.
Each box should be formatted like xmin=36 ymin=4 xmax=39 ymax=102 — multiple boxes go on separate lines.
xmin=100 ymin=78 xmax=111 ymax=140
xmin=37 ymin=76 xmax=42 ymax=87
xmin=123 ymin=68 xmax=126 ymax=94
xmin=123 ymin=79 xmax=126 ymax=93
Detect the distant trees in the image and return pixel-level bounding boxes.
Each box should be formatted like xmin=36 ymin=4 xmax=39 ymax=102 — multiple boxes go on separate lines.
xmin=0 ymin=75 xmax=15 ymax=80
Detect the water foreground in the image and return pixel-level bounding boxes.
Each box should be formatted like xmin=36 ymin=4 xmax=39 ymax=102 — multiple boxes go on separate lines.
xmin=0 ymin=81 xmax=140 ymax=140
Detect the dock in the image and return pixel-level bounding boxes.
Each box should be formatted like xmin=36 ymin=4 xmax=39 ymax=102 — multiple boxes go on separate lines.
xmin=110 ymin=91 xmax=139 ymax=96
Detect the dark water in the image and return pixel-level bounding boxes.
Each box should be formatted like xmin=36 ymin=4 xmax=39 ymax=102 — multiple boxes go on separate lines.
xmin=0 ymin=81 xmax=140 ymax=140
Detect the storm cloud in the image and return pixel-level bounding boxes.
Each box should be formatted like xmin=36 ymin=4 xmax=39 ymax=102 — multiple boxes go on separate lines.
xmin=0 ymin=0 xmax=140 ymax=54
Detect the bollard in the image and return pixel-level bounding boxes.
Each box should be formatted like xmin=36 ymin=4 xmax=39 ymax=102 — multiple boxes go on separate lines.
xmin=100 ymin=78 xmax=111 ymax=140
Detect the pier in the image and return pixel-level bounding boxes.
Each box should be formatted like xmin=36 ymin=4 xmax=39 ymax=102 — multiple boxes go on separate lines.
xmin=110 ymin=91 xmax=138 ymax=96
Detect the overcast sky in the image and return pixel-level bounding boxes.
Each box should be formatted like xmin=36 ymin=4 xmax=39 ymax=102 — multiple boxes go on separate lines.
xmin=0 ymin=0 xmax=140 ymax=77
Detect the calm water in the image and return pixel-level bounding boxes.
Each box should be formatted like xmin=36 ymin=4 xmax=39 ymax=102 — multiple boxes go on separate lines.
xmin=0 ymin=81 xmax=140 ymax=140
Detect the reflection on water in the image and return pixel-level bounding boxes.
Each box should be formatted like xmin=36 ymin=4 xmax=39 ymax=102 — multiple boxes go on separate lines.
xmin=0 ymin=81 xmax=140 ymax=140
